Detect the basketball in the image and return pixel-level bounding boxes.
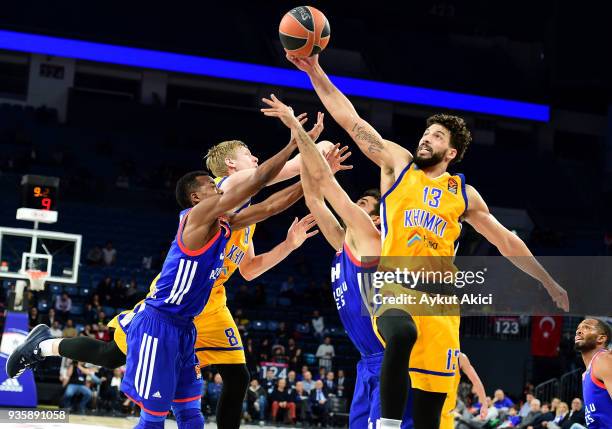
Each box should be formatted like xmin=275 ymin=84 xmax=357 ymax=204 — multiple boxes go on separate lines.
xmin=279 ymin=6 xmax=330 ymax=57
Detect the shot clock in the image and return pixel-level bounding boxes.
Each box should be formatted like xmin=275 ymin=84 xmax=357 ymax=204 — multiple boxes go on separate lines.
xmin=16 ymin=175 xmax=60 ymax=224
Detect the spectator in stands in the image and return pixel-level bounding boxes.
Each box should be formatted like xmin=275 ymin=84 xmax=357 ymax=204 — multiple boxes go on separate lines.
xmin=531 ymin=403 xmax=555 ymax=428
xmin=493 ymin=389 xmax=514 ymax=410
xmin=287 ymin=338 xmax=303 ymax=371
xmin=316 ymin=336 xmax=335 ymax=370
xmin=309 ymin=380 xmax=329 ymax=426
xmin=102 ymin=241 xmax=117 ymax=266
xmin=311 ymin=310 xmax=325 ymax=339
xmin=84 ymin=303 xmax=98 ymax=325
xmin=543 ymin=401 xmax=569 ymax=429
xmin=294 ymin=381 xmax=310 ymax=424
xmin=302 ymin=371 xmax=315 ymax=394
xmin=324 ymin=371 xmax=337 ymax=396
xmin=207 ymin=373 xmax=223 ymax=414
xmin=110 ymin=280 xmax=126 ymax=307
xmin=62 ymin=319 xmax=77 ymax=338
xmin=50 ymin=320 xmax=63 ymax=337
xmin=560 ymin=398 xmax=585 ymax=428
xmin=259 ymin=338 xmax=271 ymax=362
xmin=86 ymin=245 xmax=103 ymax=266
xmin=98 ymin=368 xmax=124 ymax=413
xmin=61 ymin=361 xmax=93 ymax=414
xmin=90 ymin=293 xmax=103 ymax=309
xmin=316 ymin=367 xmax=327 ymax=381
xmin=550 ymin=397 xmax=561 ymax=413
xmin=457 ymin=396 xmax=499 ymax=429
xmin=94 ymin=323 xmax=110 ymax=342
xmin=244 ymin=338 xmax=259 ymax=378
xmin=299 ymin=365 xmax=309 ymax=381
xmin=55 ymin=292 xmax=72 ymax=321
xmin=263 ymin=369 xmax=276 ymax=395
xmin=95 ymin=278 xmax=112 ymax=305
xmin=520 ymin=393 xmax=535 ymax=417
xmin=499 ymin=406 xmax=521 ymax=428
xmin=276 ymin=321 xmax=290 ymax=347
xmin=287 ymin=370 xmax=297 ymax=389
xmin=516 ymin=398 xmax=542 ymax=429
xmin=271 ymin=378 xmax=296 ymax=424
xmin=82 ymin=325 xmax=94 ymax=337
xmin=271 ymin=345 xmax=288 ymax=364
xmin=244 ymin=378 xmax=267 ymax=425
xmin=39 ymin=307 xmax=57 ymax=327
xmin=125 ymin=279 xmax=139 ymax=303
xmin=336 ymin=369 xmax=347 ymax=398
xmin=28 ymin=306 xmax=40 ymax=329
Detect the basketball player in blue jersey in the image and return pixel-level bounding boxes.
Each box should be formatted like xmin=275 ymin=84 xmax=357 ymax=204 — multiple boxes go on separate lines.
xmin=120 ymin=139 xmax=296 ymax=429
xmin=286 ymin=53 xmax=569 ymax=429
xmin=262 ymin=93 xmax=413 ymax=429
xmin=574 ymin=318 xmax=612 ymax=428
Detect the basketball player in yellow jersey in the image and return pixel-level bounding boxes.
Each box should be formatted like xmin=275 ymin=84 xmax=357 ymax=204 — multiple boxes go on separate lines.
xmin=440 ymin=352 xmax=487 ymax=429
xmin=287 ymin=53 xmax=569 ymax=429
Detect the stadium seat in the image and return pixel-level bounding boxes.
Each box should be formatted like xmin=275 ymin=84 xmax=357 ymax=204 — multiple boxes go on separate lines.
xmin=48 ymin=284 xmax=61 ymax=295
xmin=295 ymin=323 xmax=310 ymax=334
xmin=63 ymin=285 xmax=78 ymax=296
xmin=102 ymin=306 xmax=115 ymax=317
xmin=37 ymin=300 xmax=49 ymax=312
xmin=71 ymin=304 xmax=84 ymax=316
xmin=277 ymin=297 xmax=291 ymax=306
xmin=267 ymin=320 xmax=279 ymax=332
xmin=329 ymin=396 xmax=349 ymax=427
xmin=79 ymin=286 xmax=91 ymax=296
xmin=304 ymin=353 xmax=316 ymax=366
xmin=251 ymin=320 xmax=267 ymax=331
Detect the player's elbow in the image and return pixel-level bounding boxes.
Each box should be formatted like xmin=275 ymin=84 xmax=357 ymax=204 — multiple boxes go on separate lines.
xmin=239 ymin=265 xmax=257 ymax=282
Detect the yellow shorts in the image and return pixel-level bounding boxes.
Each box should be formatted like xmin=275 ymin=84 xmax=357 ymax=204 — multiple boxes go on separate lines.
xmin=194 ymin=305 xmax=245 ymax=367
xmin=372 ymin=284 xmax=461 ymax=393
xmin=109 ymin=305 xmax=245 ymax=367
xmin=108 ymin=310 xmax=130 ymax=354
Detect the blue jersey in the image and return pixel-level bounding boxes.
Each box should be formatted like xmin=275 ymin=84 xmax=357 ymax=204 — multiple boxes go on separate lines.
xmin=331 ymin=243 xmax=383 ymax=357
xmin=145 ymin=208 xmax=230 ymax=321
xmin=583 ymin=349 xmax=612 ymax=428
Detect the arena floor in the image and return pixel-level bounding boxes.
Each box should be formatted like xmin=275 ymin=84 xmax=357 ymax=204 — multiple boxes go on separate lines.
xmin=0 ymin=415 xmax=307 ymax=428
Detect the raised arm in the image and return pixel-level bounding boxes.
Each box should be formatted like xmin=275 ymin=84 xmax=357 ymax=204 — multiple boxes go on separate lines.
xmin=301 ymin=156 xmax=345 ymax=250
xmin=228 ymin=181 xmax=303 ymax=230
xmin=262 ymin=94 xmax=379 ymax=252
xmin=464 ymin=185 xmax=569 ymax=311
xmin=182 ymin=139 xmax=297 ymax=250
xmin=287 ymin=55 xmax=412 ymax=177
xmin=239 ymin=215 xmax=318 ymax=281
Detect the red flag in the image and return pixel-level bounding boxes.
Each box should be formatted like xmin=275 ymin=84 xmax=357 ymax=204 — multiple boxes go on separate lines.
xmin=531 ymin=316 xmax=562 ymax=357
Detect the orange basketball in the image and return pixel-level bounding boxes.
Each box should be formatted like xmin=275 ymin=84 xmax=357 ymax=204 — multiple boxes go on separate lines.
xmin=279 ymin=6 xmax=330 ymax=57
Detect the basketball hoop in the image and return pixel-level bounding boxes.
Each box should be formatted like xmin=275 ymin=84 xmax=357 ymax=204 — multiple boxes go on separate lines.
xmin=25 ymin=269 xmax=48 ymax=291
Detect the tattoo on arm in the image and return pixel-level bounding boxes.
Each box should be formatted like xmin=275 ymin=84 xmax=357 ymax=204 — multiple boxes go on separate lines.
xmin=352 ymin=123 xmax=384 ymax=154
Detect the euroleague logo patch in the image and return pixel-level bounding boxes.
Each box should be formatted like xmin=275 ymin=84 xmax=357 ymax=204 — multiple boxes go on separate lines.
xmin=448 ymin=178 xmax=458 ymax=195
xmin=195 ymin=364 xmax=202 ymax=380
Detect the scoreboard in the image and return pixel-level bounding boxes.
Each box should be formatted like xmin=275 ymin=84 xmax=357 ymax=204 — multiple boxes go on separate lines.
xmin=17 ymin=175 xmax=60 ymax=224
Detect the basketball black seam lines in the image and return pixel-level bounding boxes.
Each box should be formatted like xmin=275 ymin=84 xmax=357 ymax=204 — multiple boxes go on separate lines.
xmin=288 ymin=12 xmax=312 ymax=35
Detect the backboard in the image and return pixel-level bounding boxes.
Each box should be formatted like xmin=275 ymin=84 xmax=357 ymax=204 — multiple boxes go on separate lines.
xmin=0 ymin=226 xmax=82 ymax=284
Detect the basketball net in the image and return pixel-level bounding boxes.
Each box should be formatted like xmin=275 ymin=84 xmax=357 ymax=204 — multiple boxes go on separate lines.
xmin=25 ymin=269 xmax=48 ymax=292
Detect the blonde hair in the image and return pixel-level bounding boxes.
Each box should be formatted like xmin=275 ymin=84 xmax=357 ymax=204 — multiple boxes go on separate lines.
xmin=204 ymin=140 xmax=248 ymax=177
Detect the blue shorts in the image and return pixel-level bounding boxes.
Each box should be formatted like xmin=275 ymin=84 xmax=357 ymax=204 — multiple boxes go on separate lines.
xmin=350 ymin=352 xmax=414 ymax=429
xmin=120 ymin=305 xmax=203 ymax=416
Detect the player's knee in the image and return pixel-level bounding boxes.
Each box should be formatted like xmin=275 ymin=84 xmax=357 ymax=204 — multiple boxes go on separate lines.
xmin=174 ymin=406 xmax=205 ymax=429
xmin=379 ymin=310 xmax=417 ymax=347
xmin=135 ymin=410 xmax=165 ymax=429
xmin=217 ymin=363 xmax=250 ymax=390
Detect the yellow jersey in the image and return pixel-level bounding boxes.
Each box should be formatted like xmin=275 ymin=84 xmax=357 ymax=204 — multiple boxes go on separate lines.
xmin=381 ymin=162 xmax=467 ymax=258
xmin=204 ymin=176 xmax=256 ymax=314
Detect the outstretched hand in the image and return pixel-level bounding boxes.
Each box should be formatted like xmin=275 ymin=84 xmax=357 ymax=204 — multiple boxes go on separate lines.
xmin=287 ymin=214 xmax=319 ymax=250
xmin=261 ymin=94 xmax=299 ymax=129
xmin=324 ymin=143 xmax=353 ymax=174
xmin=286 ymin=53 xmax=319 ymax=73
xmin=543 ymin=279 xmax=570 ymax=312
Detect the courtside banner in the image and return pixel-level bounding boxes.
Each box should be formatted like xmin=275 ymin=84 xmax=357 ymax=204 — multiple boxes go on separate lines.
xmin=355 ymin=256 xmax=612 ymax=317
xmin=0 ymin=312 xmax=38 ymax=407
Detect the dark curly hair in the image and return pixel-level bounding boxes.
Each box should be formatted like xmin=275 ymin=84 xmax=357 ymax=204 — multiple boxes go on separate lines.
xmin=426 ymin=114 xmax=472 ymax=164
xmin=360 ymin=189 xmax=381 ymax=215
xmin=175 ymin=170 xmax=210 ymax=209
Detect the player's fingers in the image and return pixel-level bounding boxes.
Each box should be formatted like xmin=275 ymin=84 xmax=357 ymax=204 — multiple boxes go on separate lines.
xmin=261 ymin=97 xmax=275 ymax=105
xmin=297 ymin=112 xmax=307 ymax=119
xmin=338 ymin=145 xmax=350 ymax=155
xmin=306 ymin=230 xmax=319 ymax=238
xmin=340 ymin=165 xmax=354 ymax=170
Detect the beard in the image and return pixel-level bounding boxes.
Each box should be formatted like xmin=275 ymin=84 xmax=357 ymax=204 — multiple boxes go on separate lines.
xmin=413 ymin=149 xmax=446 ymax=169
xmin=574 ymin=336 xmax=598 ymax=352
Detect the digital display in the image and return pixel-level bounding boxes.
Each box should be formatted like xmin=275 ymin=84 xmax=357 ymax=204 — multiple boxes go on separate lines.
xmin=20 ymin=175 xmax=60 ymax=211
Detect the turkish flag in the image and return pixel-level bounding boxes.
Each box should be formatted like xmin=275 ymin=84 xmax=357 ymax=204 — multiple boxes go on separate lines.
xmin=531 ymin=316 xmax=562 ymax=357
